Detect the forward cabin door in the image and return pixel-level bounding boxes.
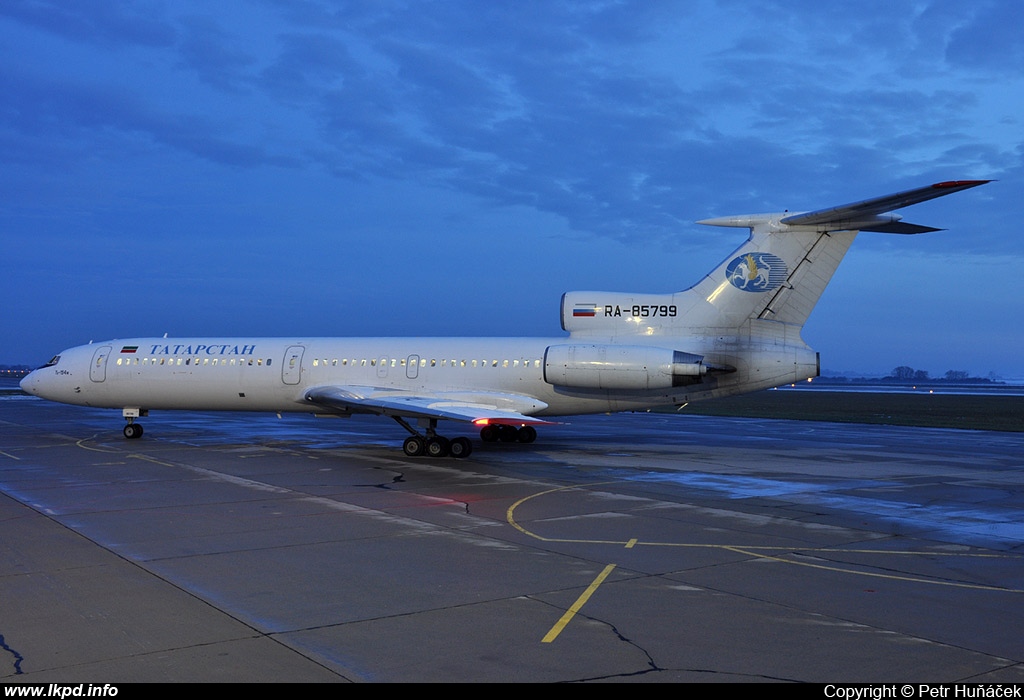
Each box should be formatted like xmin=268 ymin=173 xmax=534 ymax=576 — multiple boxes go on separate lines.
xmin=90 ymin=346 xmax=112 ymax=382
xmin=282 ymin=345 xmax=305 ymax=385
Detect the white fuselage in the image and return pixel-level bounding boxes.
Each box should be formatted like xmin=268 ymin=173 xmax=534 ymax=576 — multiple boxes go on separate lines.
xmin=20 ymin=334 xmax=817 ymax=418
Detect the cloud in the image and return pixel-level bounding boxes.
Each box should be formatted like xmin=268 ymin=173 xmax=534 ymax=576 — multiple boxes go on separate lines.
xmin=0 ymin=66 xmax=296 ymax=169
xmin=944 ymin=1 xmax=1024 ymax=73
xmin=0 ymin=0 xmax=175 ymax=47
xmin=176 ymin=13 xmax=257 ymax=92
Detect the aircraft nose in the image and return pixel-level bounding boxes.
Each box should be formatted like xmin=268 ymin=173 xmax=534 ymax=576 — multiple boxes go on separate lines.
xmin=20 ymin=371 xmax=43 ymax=396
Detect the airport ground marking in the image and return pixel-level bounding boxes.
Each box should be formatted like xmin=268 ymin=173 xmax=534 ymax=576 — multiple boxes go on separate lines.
xmin=128 ymin=454 xmax=178 ymax=468
xmin=506 ymin=481 xmax=619 ymax=541
xmin=507 ymin=482 xmax=1024 ymax=593
xmin=720 ymin=545 xmax=1022 ymax=593
xmin=542 ymin=563 xmax=617 ymax=643
xmin=0 ymin=449 xmax=19 ymax=460
xmin=74 ymin=436 xmax=121 ymax=453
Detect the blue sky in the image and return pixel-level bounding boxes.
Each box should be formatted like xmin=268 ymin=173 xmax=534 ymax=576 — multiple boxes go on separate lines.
xmin=1 ymin=1 xmax=1021 ymax=377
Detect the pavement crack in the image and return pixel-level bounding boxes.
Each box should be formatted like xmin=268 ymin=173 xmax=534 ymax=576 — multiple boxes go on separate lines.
xmin=0 ymin=633 xmax=24 ymax=675
xmin=604 ymin=620 xmax=659 ymax=673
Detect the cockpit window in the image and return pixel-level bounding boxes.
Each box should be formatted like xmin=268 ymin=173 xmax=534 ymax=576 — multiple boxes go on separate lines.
xmin=41 ymin=355 xmax=61 ymax=368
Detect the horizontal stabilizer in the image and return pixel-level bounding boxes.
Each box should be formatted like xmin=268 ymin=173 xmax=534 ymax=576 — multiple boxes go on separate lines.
xmin=858 ymin=221 xmax=941 ymax=235
xmin=779 ymin=180 xmax=990 ymax=230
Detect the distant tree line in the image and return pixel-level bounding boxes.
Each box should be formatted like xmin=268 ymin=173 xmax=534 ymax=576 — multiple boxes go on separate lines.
xmin=887 ymin=366 xmax=980 ymax=382
xmin=817 ymin=367 xmax=999 ymax=384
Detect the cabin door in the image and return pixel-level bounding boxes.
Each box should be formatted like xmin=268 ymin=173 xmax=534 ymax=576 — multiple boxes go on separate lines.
xmin=89 ymin=346 xmax=112 ymax=382
xmin=282 ymin=345 xmax=305 ymax=385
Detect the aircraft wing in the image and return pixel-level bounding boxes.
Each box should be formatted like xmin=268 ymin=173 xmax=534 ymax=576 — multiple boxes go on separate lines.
xmin=304 ymin=385 xmax=552 ymax=426
xmin=780 ymin=180 xmax=991 ymax=232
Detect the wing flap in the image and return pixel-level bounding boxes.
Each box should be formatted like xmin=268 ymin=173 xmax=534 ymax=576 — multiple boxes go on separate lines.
xmin=305 ymin=385 xmax=552 ymax=425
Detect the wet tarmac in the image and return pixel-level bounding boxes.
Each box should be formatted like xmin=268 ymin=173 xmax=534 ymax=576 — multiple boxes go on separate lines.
xmin=2 ymin=393 xmax=1023 ymax=682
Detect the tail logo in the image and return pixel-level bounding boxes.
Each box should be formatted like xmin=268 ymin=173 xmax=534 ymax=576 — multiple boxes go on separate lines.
xmin=725 ymin=252 xmax=787 ymax=292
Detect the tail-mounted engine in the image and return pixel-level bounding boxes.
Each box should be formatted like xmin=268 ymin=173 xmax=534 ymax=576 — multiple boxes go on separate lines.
xmin=544 ymin=344 xmax=720 ymax=391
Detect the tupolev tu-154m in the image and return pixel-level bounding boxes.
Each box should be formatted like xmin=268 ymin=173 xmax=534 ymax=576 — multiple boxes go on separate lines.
xmin=21 ymin=180 xmax=989 ymax=458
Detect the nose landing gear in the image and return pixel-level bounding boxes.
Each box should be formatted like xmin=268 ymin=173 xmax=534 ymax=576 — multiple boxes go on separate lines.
xmin=122 ymin=407 xmax=147 ymax=439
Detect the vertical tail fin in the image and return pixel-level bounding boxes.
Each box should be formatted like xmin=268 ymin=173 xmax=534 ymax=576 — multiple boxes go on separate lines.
xmin=688 ymin=180 xmax=989 ymax=331
xmin=561 ymin=181 xmax=989 ymax=339
xmin=682 ymin=225 xmax=856 ymax=330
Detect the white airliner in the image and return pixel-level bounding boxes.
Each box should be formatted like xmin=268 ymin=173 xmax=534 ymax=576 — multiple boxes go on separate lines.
xmin=21 ymin=180 xmax=989 ymax=458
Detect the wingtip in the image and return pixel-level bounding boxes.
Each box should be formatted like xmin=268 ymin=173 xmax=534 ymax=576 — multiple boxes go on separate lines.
xmin=932 ymin=179 xmax=993 ymax=189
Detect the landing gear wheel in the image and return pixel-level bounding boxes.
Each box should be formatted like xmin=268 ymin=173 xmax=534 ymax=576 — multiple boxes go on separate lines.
xmin=403 ymin=436 xmax=426 ymax=457
xmin=123 ymin=423 xmax=142 ymax=439
xmin=425 ymin=436 xmax=450 ymax=458
xmin=517 ymin=425 xmax=537 ymax=443
xmin=449 ymin=437 xmax=473 ymax=459
xmin=498 ymin=425 xmax=519 ymax=442
xmin=480 ymin=425 xmax=499 ymax=442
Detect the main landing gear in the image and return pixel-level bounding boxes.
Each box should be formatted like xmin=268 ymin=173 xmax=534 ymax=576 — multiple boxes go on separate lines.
xmin=479 ymin=424 xmax=536 ymax=444
xmin=394 ymin=420 xmax=538 ymax=458
xmin=393 ymin=417 xmax=473 ymax=459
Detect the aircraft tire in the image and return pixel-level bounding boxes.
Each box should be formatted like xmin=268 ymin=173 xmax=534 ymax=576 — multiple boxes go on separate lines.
xmin=403 ymin=436 xmax=426 ymax=457
xmin=426 ymin=436 xmax=450 ymax=458
xmin=449 ymin=437 xmax=472 ymax=458
xmin=123 ymin=424 xmax=142 ymax=439
xmin=517 ymin=426 xmax=537 ymax=443
xmin=498 ymin=425 xmax=519 ymax=442
xmin=479 ymin=425 xmax=499 ymax=442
